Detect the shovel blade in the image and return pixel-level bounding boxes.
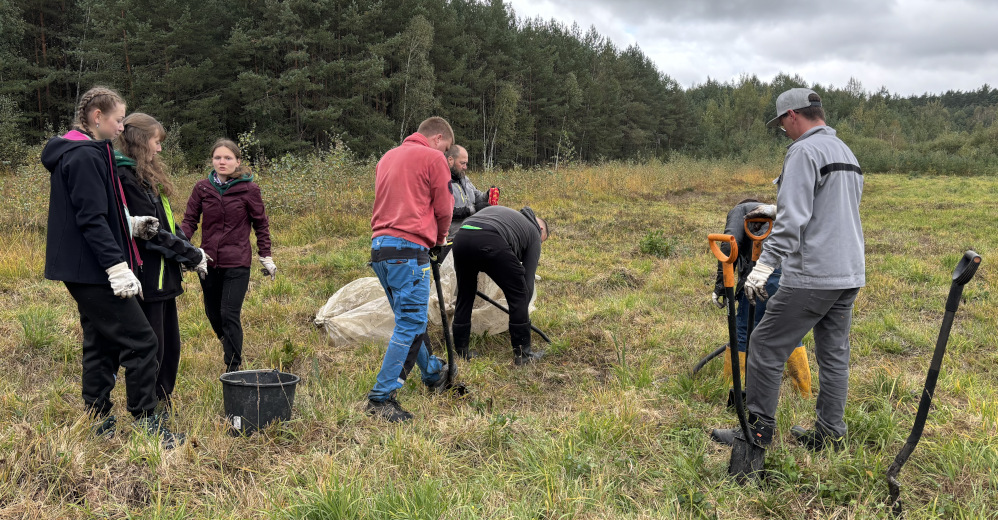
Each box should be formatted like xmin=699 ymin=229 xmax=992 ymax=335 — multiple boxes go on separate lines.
xmin=729 ymin=436 xmax=766 ymax=484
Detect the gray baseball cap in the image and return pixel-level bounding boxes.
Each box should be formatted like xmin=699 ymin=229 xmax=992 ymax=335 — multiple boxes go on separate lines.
xmin=767 ymin=88 xmax=822 ymax=127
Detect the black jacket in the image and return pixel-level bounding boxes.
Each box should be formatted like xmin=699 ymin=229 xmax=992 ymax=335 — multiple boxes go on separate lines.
xmin=42 ymin=131 xmax=140 ymax=284
xmin=462 ymin=205 xmax=543 ymax=300
xmin=116 ymin=159 xmax=203 ymax=302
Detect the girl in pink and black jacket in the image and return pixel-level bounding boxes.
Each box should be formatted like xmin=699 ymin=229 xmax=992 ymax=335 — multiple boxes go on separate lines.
xmin=181 ymin=138 xmax=274 ymax=372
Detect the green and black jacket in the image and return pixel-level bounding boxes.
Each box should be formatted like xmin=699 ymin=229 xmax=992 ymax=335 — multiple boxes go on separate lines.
xmin=115 ymin=152 xmax=203 ymax=302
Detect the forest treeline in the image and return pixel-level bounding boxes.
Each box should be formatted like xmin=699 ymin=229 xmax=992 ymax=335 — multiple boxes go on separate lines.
xmin=1 ymin=0 xmax=996 ymax=173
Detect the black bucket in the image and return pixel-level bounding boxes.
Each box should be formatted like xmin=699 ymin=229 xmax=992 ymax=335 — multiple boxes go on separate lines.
xmin=219 ymin=369 xmax=300 ymax=435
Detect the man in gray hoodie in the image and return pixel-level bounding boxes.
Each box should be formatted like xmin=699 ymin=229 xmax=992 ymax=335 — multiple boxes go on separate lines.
xmin=711 ymin=88 xmax=864 ymax=452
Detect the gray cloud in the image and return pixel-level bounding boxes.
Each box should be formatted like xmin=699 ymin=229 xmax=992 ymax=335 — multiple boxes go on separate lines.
xmin=507 ymin=0 xmax=998 ymax=95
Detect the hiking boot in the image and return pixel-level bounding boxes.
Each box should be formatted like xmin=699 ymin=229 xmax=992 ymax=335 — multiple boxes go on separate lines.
xmin=791 ymin=424 xmax=844 ymax=452
xmin=92 ymin=414 xmax=117 ymax=439
xmin=710 ymin=416 xmax=773 ymax=447
xmin=135 ymin=414 xmax=186 ymax=450
xmin=452 ymin=323 xmax=479 ymax=360
xmin=366 ymin=396 xmax=413 ymax=423
xmin=514 ymin=348 xmax=544 ymax=365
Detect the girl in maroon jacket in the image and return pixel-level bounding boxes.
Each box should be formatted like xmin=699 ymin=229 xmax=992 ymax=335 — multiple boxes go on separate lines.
xmin=181 ymin=139 xmax=275 ymax=372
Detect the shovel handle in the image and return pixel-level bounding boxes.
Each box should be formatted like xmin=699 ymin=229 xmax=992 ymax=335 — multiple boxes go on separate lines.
xmin=952 ymin=250 xmax=981 ymax=285
xmin=744 ymin=218 xmax=774 ymax=262
xmin=708 ymin=234 xmax=738 ymax=289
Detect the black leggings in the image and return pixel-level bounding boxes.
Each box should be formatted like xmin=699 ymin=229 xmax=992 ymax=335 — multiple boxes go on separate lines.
xmin=452 ymin=228 xmax=530 ymax=336
xmin=65 ymin=282 xmax=160 ymax=418
xmin=199 ymin=266 xmax=250 ymax=371
xmin=140 ymin=298 xmax=181 ymax=402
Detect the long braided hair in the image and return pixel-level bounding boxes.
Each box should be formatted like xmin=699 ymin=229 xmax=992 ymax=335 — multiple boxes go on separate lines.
xmin=73 ymin=86 xmax=125 ymax=139
xmin=115 ymin=113 xmax=174 ymax=197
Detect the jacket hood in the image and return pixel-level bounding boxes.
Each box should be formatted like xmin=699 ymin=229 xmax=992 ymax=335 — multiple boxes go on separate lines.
xmin=41 ymin=132 xmax=108 ymax=173
xmin=519 ymin=205 xmax=541 ymax=233
xmin=114 ymin=150 xmax=137 ymax=168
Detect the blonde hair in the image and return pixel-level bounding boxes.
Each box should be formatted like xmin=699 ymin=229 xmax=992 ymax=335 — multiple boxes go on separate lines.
xmin=116 ymin=113 xmax=174 ymax=197
xmin=211 ymin=138 xmax=251 ymax=178
xmin=416 ymin=117 xmax=455 ymax=142
xmin=74 ymin=86 xmax=125 ymax=139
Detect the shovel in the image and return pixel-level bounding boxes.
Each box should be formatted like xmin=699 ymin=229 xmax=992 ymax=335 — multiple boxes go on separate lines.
xmin=709 ymin=233 xmax=765 ymax=483
xmin=475 ymin=290 xmax=552 ymax=344
xmin=731 ymin=217 xmax=774 ymax=407
xmin=692 ymin=217 xmax=772 ymax=381
xmin=429 ymin=248 xmax=467 ymax=395
xmin=886 ymin=250 xmax=981 ymax=516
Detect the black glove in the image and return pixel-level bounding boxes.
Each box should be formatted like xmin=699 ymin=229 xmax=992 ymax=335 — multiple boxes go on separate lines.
xmin=453 ymin=207 xmax=473 ymax=219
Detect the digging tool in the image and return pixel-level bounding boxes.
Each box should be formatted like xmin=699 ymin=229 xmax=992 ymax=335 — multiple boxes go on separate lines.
xmin=709 ymin=234 xmax=765 ymax=483
xmin=429 ymin=248 xmax=467 ymax=395
xmin=886 ymin=250 xmax=981 ymax=516
xmin=730 ymin=217 xmax=775 ymax=406
xmin=692 ymin=217 xmax=772 ymax=379
xmin=475 ymin=290 xmax=552 ymax=344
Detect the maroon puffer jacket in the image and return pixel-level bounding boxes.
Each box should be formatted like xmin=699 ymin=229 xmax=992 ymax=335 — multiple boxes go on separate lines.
xmin=181 ymin=175 xmax=271 ymax=268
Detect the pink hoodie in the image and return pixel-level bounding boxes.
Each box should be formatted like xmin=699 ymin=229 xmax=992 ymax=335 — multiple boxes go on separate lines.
xmin=371 ymin=133 xmax=454 ymax=249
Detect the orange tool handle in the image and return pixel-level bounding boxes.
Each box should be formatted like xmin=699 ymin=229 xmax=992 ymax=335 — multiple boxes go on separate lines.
xmin=744 ymin=217 xmax=774 ymax=262
xmin=708 ymin=233 xmax=738 ymax=289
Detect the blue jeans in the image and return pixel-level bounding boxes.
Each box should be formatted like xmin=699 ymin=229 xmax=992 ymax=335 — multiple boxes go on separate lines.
xmin=734 ymin=268 xmax=802 ymax=352
xmin=367 ymin=236 xmax=444 ymax=402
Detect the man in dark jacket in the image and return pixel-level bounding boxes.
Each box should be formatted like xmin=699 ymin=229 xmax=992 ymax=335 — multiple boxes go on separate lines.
xmin=451 ymin=205 xmax=548 ymax=364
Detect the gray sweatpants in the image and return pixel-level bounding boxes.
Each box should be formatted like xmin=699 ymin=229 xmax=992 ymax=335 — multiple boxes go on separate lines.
xmin=746 ymin=286 xmax=860 ymax=437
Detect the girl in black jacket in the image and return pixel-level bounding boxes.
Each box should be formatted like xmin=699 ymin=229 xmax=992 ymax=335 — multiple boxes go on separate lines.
xmin=42 ymin=87 xmax=183 ymax=448
xmin=115 ymin=113 xmax=208 ymax=411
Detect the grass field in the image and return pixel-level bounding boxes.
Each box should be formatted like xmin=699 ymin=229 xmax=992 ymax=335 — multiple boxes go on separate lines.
xmin=1 ymin=153 xmax=996 ymax=519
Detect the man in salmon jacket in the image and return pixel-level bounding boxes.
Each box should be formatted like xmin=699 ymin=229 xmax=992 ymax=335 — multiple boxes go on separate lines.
xmin=367 ymin=116 xmax=455 ymax=423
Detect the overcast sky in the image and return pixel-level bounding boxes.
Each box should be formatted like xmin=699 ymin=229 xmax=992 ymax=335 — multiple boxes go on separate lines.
xmin=505 ymin=0 xmax=997 ymax=96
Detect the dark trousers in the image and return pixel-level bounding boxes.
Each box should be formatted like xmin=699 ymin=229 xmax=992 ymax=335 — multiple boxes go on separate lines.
xmin=452 ymin=228 xmax=531 ymax=350
xmin=140 ymin=298 xmax=181 ymax=402
xmin=746 ymin=286 xmax=860 ymax=437
xmin=200 ymin=266 xmax=250 ymax=371
xmin=65 ymin=282 xmax=160 ymax=419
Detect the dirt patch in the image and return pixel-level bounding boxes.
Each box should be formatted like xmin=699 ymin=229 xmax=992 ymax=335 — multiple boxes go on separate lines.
xmin=588 ymin=268 xmax=643 ymax=291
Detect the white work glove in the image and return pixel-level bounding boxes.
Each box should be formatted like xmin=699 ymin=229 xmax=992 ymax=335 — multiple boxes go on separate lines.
xmin=259 ymin=256 xmax=277 ymax=280
xmin=745 ymin=204 xmax=777 ymax=220
xmin=744 ymin=262 xmax=775 ymax=304
xmin=128 ymin=216 xmax=160 ymax=239
xmin=195 ymin=249 xmax=211 ymax=280
xmin=106 ymin=262 xmax=142 ymax=299
xmin=711 ymin=290 xmax=725 ymax=309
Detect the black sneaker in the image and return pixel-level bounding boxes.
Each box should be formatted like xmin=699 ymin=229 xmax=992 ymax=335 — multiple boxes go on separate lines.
xmin=791 ymin=425 xmax=844 ymax=452
xmin=92 ymin=414 xmax=117 ymax=438
xmin=366 ymin=397 xmax=414 ymax=423
xmin=135 ymin=414 xmax=186 ymax=450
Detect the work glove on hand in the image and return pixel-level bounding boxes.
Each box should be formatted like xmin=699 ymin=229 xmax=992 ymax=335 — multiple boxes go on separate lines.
xmin=711 ymin=290 xmax=726 ymax=309
xmin=106 ymin=262 xmax=142 ymax=299
xmin=128 ymin=216 xmax=160 ymax=240
xmin=195 ymin=249 xmax=211 ymax=280
xmin=745 ymin=204 xmax=777 ymax=221
xmin=743 ymin=262 xmax=775 ymax=304
xmin=259 ymin=256 xmax=277 ymax=280
xmin=453 ymin=206 xmax=473 ymax=219
xmin=487 ymin=186 xmax=500 ymax=206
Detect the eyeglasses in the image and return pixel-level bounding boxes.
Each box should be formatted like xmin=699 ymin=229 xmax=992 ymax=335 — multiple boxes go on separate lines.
xmin=777 ymin=110 xmax=793 ymax=131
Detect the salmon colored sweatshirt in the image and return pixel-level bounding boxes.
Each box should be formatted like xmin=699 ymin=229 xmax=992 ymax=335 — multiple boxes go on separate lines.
xmin=371 ymin=133 xmax=454 ymax=249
